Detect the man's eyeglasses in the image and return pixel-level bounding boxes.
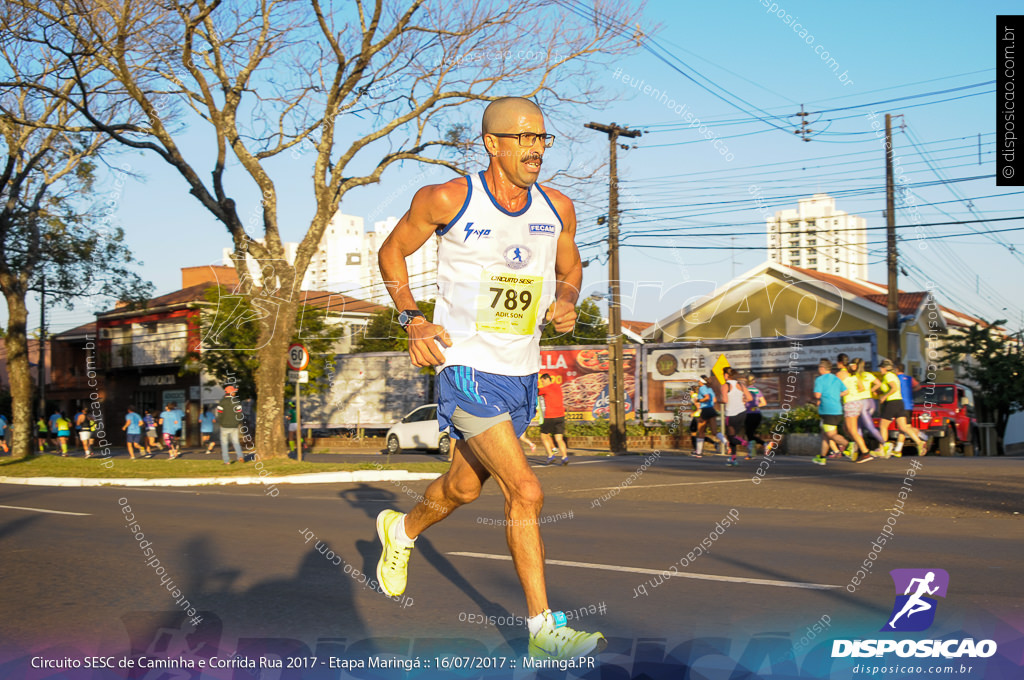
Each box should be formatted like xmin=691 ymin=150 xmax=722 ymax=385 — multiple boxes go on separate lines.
xmin=489 ymin=132 xmax=556 ymax=148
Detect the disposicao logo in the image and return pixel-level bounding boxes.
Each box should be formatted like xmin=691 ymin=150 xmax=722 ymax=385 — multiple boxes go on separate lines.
xmin=883 ymin=568 xmax=949 ymax=632
xmin=831 ymin=568 xmax=997 ymax=659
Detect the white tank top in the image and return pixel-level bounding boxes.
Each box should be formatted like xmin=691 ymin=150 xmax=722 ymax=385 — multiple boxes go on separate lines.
xmin=725 ymin=379 xmax=745 ymax=416
xmin=433 ymin=171 xmax=561 ymax=376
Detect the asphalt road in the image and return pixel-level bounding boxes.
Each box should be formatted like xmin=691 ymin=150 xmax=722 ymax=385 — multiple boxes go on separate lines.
xmin=1 ymin=451 xmax=1022 ymax=679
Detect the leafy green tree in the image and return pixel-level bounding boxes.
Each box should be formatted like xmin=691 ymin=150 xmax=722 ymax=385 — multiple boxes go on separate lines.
xmin=183 ymin=286 xmax=342 ymax=399
xmin=0 ymin=20 xmax=151 ymax=458
xmin=541 ymin=298 xmax=608 ymax=346
xmin=354 ymin=300 xmax=436 ymax=353
xmin=9 ymin=0 xmax=643 ymax=457
xmin=356 ymin=298 xmax=607 ymax=351
xmin=940 ymin=320 xmax=1024 ymax=452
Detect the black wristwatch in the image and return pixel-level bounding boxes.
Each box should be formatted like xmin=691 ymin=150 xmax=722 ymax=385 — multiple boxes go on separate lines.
xmin=398 ymin=309 xmax=425 ymax=331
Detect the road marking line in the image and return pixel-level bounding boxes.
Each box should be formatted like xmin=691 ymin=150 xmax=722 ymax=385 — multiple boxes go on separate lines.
xmin=531 ymin=459 xmax=606 ymax=468
xmin=568 ymin=475 xmax=806 ymax=493
xmin=568 ymin=471 xmax=877 ymax=494
xmin=0 ymin=504 xmax=90 ymax=516
xmin=448 ymin=551 xmax=840 ymax=590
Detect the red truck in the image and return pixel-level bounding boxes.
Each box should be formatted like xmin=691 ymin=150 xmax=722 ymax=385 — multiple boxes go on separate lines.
xmin=907 ymin=383 xmax=979 ymax=456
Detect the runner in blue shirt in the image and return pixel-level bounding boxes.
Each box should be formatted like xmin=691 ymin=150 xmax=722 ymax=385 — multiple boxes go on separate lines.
xmin=199 ymin=406 xmax=217 ymax=454
xmin=812 ymin=359 xmax=849 ymax=466
xmin=896 ymin=363 xmax=916 ymax=410
xmin=48 ymin=410 xmax=61 ymax=449
xmin=0 ymin=414 xmax=9 ymax=454
xmin=123 ymin=406 xmax=144 ymax=460
xmin=693 ymin=375 xmax=720 ymax=458
xmin=159 ymin=403 xmax=184 ymax=459
xmin=142 ymin=410 xmax=159 ymax=456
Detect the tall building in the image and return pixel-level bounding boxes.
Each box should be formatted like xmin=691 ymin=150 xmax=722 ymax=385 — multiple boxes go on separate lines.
xmin=766 ymin=194 xmax=868 ymax=281
xmin=222 ymin=212 xmax=439 ymax=306
xmin=222 ymin=213 xmax=369 ymax=298
xmin=306 ymin=212 xmax=366 ymax=295
xmin=364 ymin=216 xmax=438 ymax=306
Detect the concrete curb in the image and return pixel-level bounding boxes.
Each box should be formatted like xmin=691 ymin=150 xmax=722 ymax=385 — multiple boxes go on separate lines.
xmin=0 ymin=469 xmax=441 ymax=488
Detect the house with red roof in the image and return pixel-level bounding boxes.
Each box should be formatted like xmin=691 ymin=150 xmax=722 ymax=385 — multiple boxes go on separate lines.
xmin=641 ymin=261 xmax=964 ymax=382
xmin=91 ymin=265 xmax=383 ymax=446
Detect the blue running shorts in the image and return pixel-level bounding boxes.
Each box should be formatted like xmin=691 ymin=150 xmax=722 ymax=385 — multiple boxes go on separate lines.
xmin=438 ymin=366 xmax=538 ymax=440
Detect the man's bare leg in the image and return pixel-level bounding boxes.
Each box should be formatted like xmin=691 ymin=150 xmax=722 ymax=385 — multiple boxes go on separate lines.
xmin=554 ymin=434 xmax=568 ymax=460
xmin=404 ymin=439 xmax=490 ymax=537
xmin=540 ymin=432 xmax=555 ymax=459
xmin=465 ymin=421 xmax=549 ymax=616
xmin=896 ymin=417 xmax=926 ymax=448
xmin=405 ymin=420 xmax=549 ymax=616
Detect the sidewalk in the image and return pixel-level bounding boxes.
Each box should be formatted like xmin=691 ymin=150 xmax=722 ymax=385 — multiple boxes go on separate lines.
xmin=0 ymin=446 xmax=441 ymax=488
xmin=0 ymin=443 xmax=689 ymax=489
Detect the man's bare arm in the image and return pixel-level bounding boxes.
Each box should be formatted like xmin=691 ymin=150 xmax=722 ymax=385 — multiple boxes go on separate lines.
xmin=378 ymin=179 xmax=465 ymax=310
xmin=378 ymin=178 xmax=467 ymax=366
xmin=542 ymin=187 xmax=583 ymax=333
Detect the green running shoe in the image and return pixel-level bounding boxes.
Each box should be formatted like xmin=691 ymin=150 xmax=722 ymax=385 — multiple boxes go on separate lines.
xmin=812 ymin=455 xmax=826 ymax=466
xmin=528 ymin=610 xmax=606 ymax=660
xmin=376 ymin=510 xmax=412 ymax=597
xmin=843 ymin=443 xmax=856 ymax=460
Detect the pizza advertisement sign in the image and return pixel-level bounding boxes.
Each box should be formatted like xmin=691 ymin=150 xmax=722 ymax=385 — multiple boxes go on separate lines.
xmin=538 ymin=345 xmax=637 ymax=421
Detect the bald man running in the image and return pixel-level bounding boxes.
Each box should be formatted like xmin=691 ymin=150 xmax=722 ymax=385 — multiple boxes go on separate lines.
xmin=375 ymin=97 xmax=604 ymax=660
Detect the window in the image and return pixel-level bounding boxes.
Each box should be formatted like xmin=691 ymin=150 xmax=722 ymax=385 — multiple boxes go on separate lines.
xmin=404 ymin=406 xmax=436 ymax=423
xmin=808 ymin=258 xmax=817 ymax=265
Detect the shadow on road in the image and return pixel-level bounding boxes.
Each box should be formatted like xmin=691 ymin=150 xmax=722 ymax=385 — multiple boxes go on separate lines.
xmin=339 ymin=482 xmax=526 ymax=650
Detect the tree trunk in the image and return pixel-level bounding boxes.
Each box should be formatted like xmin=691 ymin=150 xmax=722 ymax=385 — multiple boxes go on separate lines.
xmin=3 ymin=291 xmax=35 ymax=460
xmin=252 ymin=296 xmax=299 ymax=458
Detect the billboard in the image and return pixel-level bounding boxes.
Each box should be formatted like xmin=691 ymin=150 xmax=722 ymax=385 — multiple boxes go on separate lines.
xmin=539 ymin=346 xmax=637 ymax=421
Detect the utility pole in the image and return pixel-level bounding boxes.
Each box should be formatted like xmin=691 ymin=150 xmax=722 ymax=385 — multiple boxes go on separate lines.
xmin=586 ymin=122 xmax=641 ymax=454
xmin=885 ymin=113 xmax=900 ymax=364
xmin=38 ymin=272 xmax=47 ymax=417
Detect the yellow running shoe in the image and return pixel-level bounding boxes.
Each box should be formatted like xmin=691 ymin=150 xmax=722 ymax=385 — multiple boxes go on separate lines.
xmin=376 ymin=510 xmax=412 ymax=597
xmin=528 ymin=610 xmax=606 ymax=660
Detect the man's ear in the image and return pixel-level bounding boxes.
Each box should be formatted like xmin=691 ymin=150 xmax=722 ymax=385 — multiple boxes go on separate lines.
xmin=482 ymin=133 xmax=496 ymax=157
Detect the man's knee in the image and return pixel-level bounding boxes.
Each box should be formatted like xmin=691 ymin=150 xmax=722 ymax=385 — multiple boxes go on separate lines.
xmin=509 ymin=478 xmax=544 ymax=510
xmin=444 ymin=475 xmax=481 ymax=506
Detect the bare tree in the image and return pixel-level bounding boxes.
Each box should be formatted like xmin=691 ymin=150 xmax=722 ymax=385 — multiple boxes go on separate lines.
xmin=0 ymin=5 xmax=150 ymax=458
xmin=9 ymin=0 xmax=644 ymax=457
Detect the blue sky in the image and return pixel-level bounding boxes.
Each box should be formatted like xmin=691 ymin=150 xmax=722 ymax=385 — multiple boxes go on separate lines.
xmin=34 ymin=0 xmax=1023 ymax=336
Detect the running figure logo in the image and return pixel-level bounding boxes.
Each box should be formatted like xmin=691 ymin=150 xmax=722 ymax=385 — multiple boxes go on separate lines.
xmin=882 ymin=568 xmax=950 ymax=632
xmin=503 ymin=244 xmax=532 ymax=269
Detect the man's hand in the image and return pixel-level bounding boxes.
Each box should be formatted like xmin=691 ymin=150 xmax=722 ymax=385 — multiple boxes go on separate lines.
xmin=407 ymin=317 xmax=452 ymax=367
xmin=545 ymin=299 xmax=577 ymax=334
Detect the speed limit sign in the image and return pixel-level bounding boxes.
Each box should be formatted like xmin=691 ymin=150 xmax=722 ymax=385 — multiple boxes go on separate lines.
xmin=287 ymin=343 xmax=310 ymax=371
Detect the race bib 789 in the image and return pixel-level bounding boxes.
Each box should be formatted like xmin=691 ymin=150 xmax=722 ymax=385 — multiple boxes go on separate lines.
xmin=476 ymin=270 xmax=543 ymax=335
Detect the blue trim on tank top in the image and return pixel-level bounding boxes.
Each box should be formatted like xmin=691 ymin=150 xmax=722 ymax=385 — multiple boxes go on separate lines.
xmin=534 ymin=183 xmax=564 ymax=229
xmin=478 ymin=171 xmax=533 ymax=216
xmin=437 ymin=176 xmax=472 ymax=236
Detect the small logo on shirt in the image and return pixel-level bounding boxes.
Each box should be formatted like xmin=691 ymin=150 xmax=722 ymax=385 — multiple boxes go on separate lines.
xmin=529 ymin=223 xmax=557 ymax=236
xmin=463 ymin=222 xmax=492 ymax=242
xmin=503 ymin=244 xmax=532 ymax=269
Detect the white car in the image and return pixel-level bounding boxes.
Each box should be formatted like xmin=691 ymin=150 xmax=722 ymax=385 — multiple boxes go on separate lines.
xmin=385 ymin=404 xmax=451 ymax=457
